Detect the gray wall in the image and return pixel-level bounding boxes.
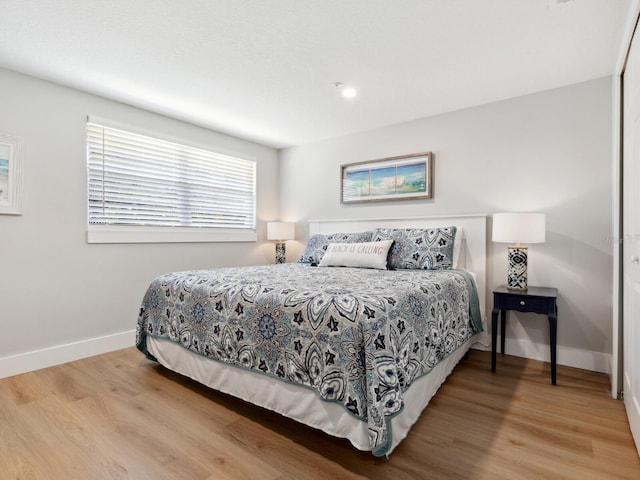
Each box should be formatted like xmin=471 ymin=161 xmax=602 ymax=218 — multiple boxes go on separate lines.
xmin=279 ymin=77 xmax=613 ymax=372
xmin=0 ymin=68 xmax=614 ymax=375
xmin=0 ymin=68 xmax=279 ymax=366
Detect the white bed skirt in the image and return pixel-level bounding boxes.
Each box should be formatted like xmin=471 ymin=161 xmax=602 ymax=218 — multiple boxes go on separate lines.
xmin=145 ymin=333 xmax=478 ymax=455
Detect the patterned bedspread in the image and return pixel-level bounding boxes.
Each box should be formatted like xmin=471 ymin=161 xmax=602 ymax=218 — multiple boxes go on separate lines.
xmin=136 ymin=263 xmax=482 ymax=456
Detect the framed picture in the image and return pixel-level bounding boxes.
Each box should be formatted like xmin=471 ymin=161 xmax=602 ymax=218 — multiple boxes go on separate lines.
xmin=341 ymin=152 xmax=432 ymax=204
xmin=0 ymin=133 xmax=24 ymax=215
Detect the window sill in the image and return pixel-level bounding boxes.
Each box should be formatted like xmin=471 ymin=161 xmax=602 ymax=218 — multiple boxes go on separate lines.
xmin=87 ymin=226 xmax=257 ymax=244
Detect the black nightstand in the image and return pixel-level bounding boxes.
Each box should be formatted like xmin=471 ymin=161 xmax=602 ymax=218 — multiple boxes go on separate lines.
xmin=491 ymin=285 xmax=558 ymax=385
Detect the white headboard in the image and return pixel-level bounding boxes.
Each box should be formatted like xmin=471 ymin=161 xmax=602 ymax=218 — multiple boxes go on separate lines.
xmin=308 ymin=214 xmax=488 ymax=336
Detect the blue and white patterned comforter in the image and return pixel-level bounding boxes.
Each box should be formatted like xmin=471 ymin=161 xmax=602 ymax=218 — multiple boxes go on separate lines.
xmin=136 ymin=263 xmax=482 ymax=456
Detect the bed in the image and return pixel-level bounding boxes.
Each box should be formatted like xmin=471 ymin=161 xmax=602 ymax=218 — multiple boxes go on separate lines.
xmin=136 ymin=214 xmax=488 ymax=457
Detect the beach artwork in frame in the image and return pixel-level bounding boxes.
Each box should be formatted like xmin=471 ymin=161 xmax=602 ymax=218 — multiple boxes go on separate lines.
xmin=341 ymin=152 xmax=432 ymax=203
xmin=0 ymin=133 xmax=24 ymax=215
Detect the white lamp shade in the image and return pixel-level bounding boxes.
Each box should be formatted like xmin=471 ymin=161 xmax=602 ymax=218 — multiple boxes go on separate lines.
xmin=492 ymin=213 xmax=546 ymax=244
xmin=267 ymin=222 xmax=295 ymax=241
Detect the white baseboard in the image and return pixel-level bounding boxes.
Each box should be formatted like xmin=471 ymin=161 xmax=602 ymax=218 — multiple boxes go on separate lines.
xmin=495 ymin=338 xmax=611 ymax=374
xmin=0 ymin=330 xmax=136 ymax=380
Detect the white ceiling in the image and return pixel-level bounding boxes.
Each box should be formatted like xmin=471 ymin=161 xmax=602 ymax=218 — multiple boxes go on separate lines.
xmin=0 ymin=0 xmax=631 ymax=149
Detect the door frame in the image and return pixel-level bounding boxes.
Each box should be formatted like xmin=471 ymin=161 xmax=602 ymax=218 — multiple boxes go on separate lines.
xmin=613 ymin=0 xmax=640 ymax=401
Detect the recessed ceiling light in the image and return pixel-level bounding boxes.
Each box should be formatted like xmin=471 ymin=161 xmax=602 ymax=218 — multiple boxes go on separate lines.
xmin=334 ymin=81 xmax=357 ymax=99
xmin=341 ymin=87 xmax=357 ymax=98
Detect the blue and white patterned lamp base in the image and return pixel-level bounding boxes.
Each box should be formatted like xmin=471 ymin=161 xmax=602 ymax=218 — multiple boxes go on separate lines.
xmin=507 ymin=246 xmax=528 ymax=290
xmin=275 ymin=242 xmax=286 ymax=264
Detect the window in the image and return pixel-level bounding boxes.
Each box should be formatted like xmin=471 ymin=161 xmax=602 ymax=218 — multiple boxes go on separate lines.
xmin=87 ymin=121 xmax=256 ymax=243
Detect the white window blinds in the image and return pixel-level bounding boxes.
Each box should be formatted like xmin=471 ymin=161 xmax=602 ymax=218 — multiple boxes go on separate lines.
xmin=87 ymin=122 xmax=256 ymax=232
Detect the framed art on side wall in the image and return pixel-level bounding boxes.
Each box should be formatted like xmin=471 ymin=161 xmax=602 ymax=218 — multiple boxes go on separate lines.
xmin=341 ymin=152 xmax=432 ymax=204
xmin=0 ymin=132 xmax=24 ymax=215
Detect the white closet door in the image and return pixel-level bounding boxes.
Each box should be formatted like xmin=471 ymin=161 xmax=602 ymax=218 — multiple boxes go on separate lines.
xmin=623 ymin=20 xmax=640 ymax=456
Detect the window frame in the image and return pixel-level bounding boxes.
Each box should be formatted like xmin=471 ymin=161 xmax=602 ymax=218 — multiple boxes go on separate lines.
xmin=86 ymin=117 xmax=257 ymax=244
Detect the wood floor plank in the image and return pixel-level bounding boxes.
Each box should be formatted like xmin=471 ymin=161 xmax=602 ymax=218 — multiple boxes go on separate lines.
xmin=0 ymin=348 xmax=638 ymax=479
xmin=223 ymin=415 xmax=370 ymax=480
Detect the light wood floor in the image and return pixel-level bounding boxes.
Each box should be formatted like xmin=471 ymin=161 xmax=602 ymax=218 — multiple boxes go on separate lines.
xmin=1 ymin=348 xmax=638 ymax=480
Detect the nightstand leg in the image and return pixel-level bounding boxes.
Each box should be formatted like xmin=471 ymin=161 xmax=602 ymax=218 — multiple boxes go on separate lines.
xmin=548 ymin=306 xmax=557 ymax=385
xmin=491 ymin=306 xmax=499 ymax=372
xmin=500 ymin=310 xmax=506 ymax=354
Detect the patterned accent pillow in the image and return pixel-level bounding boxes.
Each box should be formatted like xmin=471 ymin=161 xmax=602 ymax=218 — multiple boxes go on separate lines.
xmin=371 ymin=226 xmax=457 ymax=270
xmin=298 ymin=231 xmax=374 ymax=264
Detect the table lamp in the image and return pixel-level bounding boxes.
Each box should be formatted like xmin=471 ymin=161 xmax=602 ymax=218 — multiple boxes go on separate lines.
xmin=267 ymin=222 xmax=295 ymax=264
xmin=492 ymin=212 xmax=545 ymax=290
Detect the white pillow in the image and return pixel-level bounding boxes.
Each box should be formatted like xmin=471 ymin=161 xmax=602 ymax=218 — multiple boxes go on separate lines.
xmin=318 ymin=240 xmax=394 ymax=270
